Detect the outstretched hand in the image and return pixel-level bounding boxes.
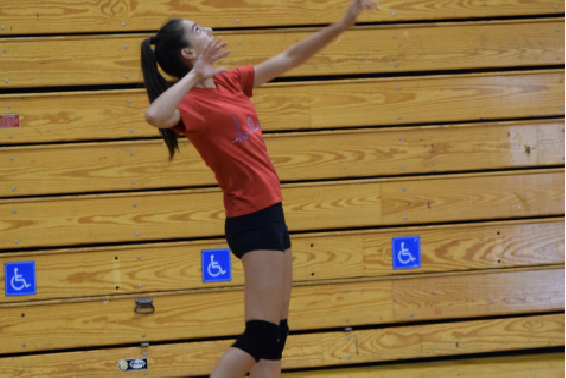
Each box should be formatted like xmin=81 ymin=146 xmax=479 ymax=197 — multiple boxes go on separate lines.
xmin=341 ymin=0 xmax=379 ymax=28
xmin=192 ymin=37 xmax=231 ymax=82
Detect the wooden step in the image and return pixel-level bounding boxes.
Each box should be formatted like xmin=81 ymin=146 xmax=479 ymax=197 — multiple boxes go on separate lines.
xmin=1 ymin=120 xmax=563 ymax=197
xmin=1 ymin=169 xmax=563 ymax=250
xmin=1 ymin=71 xmax=563 ymax=144
xmin=0 ymin=219 xmax=562 ymax=302
xmin=1 ymin=0 xmax=563 ymax=34
xmin=281 ymin=352 xmax=566 ymax=378
xmin=0 ymin=268 xmax=563 ymax=353
xmin=0 ymin=313 xmax=562 ymax=376
xmin=0 ymin=19 xmax=563 ymax=87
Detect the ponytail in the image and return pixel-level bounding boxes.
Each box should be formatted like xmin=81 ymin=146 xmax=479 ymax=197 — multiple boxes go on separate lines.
xmin=140 ymin=19 xmax=191 ymax=160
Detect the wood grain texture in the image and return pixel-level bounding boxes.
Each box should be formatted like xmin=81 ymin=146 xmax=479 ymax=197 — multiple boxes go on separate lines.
xmin=1 ymin=121 xmax=563 ymax=197
xmin=0 ymin=269 xmax=562 ymax=353
xmin=0 ymin=71 xmax=563 ymax=145
xmin=0 ymin=219 xmax=562 ymax=302
xmin=363 ymin=220 xmax=565 ymax=276
xmin=0 ymin=181 xmax=381 ymax=249
xmin=0 ymin=20 xmax=563 ymax=87
xmin=0 ymin=170 xmax=562 ymax=250
xmin=381 ymin=171 xmax=564 ymax=223
xmin=0 ymin=0 xmax=563 ymax=34
xmin=0 ymin=314 xmax=562 ymax=375
xmin=337 ymin=314 xmax=564 ymax=365
xmin=282 ymin=352 xmax=566 ymax=378
xmin=391 ymin=269 xmax=565 ymax=322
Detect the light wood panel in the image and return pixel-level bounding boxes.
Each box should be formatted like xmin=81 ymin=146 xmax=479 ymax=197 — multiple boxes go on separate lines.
xmin=1 ymin=121 xmax=564 ymax=197
xmin=0 ymin=314 xmax=562 ymax=375
xmin=0 ymin=71 xmax=563 ymax=144
xmin=0 ymin=219 xmax=562 ymax=302
xmin=282 ymin=352 xmax=566 ymax=378
xmin=0 ymin=268 xmax=562 ymax=353
xmin=0 ymin=170 xmax=563 ymax=250
xmin=1 ymin=20 xmax=563 ymax=87
xmin=0 ymin=0 xmax=563 ymax=34
xmin=381 ymin=171 xmax=564 ymax=223
xmin=346 ymin=314 xmax=563 ymax=366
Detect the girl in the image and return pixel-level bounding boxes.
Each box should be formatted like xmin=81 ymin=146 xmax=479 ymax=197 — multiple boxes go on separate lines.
xmin=140 ymin=1 xmax=378 ymax=376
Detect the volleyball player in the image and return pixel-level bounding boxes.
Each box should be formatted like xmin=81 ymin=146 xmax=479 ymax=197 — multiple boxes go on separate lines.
xmin=140 ymin=1 xmax=378 ymax=376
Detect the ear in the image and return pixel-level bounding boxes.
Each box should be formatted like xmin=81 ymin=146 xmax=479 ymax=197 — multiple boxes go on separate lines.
xmin=181 ymin=48 xmax=196 ymax=63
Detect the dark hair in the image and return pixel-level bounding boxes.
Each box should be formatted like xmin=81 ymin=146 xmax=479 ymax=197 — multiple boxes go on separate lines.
xmin=141 ymin=19 xmax=192 ymax=160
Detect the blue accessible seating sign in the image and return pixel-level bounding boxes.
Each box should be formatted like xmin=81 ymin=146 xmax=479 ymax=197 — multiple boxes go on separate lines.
xmin=4 ymin=261 xmax=36 ymax=297
xmin=392 ymin=236 xmax=421 ymax=270
xmin=201 ymin=248 xmax=231 ymax=283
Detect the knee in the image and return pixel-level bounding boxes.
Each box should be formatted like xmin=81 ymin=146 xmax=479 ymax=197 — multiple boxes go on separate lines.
xmin=261 ymin=319 xmax=289 ymax=361
xmin=231 ymin=320 xmax=280 ymax=363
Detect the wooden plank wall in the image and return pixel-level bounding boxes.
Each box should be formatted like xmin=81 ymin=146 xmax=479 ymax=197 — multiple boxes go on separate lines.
xmin=0 ymin=0 xmax=564 ymax=376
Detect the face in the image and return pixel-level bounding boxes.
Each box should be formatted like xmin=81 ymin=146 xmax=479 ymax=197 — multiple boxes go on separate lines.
xmin=181 ymin=20 xmax=213 ymax=65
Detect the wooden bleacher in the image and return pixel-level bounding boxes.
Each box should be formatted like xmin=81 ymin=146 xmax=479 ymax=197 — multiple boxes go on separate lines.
xmin=1 ymin=0 xmax=563 ymax=34
xmin=1 ymin=19 xmax=564 ymax=87
xmin=1 ymin=71 xmax=563 ymax=145
xmin=0 ymin=0 xmax=564 ymax=376
xmin=280 ymin=353 xmax=566 ymax=377
xmin=1 ymin=120 xmax=563 ymax=196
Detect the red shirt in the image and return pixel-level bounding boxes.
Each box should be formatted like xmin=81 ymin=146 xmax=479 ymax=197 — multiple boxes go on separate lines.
xmin=171 ymin=65 xmax=283 ymax=217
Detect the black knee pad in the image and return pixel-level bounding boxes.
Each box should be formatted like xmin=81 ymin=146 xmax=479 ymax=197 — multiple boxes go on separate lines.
xmin=262 ymin=319 xmax=289 ymax=360
xmin=231 ymin=320 xmax=280 ymax=363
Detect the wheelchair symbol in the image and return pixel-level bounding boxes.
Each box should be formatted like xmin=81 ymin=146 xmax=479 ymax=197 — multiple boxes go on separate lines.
xmin=207 ymin=254 xmax=226 ymax=277
xmin=398 ymin=242 xmax=417 ymax=264
xmin=10 ymin=268 xmax=32 ymax=291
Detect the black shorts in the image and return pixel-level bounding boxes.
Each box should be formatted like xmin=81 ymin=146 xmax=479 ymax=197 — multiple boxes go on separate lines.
xmin=225 ymin=202 xmax=292 ymax=259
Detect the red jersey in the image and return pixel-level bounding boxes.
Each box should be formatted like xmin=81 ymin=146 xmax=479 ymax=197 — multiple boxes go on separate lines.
xmin=171 ymin=65 xmax=283 ymax=217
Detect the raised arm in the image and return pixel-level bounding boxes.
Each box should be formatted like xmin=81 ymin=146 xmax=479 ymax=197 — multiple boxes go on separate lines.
xmin=253 ymin=0 xmax=379 ymax=88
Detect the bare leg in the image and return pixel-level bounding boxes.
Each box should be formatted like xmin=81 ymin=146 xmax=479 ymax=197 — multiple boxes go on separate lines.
xmin=249 ymin=246 xmax=293 ymax=378
xmin=210 ymin=348 xmax=255 ymax=378
xmin=210 ymin=249 xmax=287 ymax=378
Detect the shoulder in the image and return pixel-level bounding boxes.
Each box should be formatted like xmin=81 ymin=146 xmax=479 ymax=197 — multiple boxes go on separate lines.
xmin=216 ymin=66 xmax=255 ymax=97
xmin=217 ymin=65 xmax=254 ymax=79
xmin=216 ymin=66 xmax=254 ymax=86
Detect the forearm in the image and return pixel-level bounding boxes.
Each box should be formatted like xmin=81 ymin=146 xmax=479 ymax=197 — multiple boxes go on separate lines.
xmin=286 ymin=20 xmax=348 ymax=66
xmin=145 ymin=72 xmax=199 ymax=125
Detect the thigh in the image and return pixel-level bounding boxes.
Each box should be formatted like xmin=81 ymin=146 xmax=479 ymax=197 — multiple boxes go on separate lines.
xmin=242 ymin=250 xmax=287 ymax=324
xmin=280 ymin=245 xmax=293 ymax=320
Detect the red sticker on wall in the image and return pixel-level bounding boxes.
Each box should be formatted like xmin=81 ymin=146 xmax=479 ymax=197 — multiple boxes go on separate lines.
xmin=0 ymin=115 xmax=20 ymax=128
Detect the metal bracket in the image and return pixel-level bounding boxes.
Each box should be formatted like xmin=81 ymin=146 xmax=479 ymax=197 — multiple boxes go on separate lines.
xmin=135 ymin=298 xmax=155 ymax=314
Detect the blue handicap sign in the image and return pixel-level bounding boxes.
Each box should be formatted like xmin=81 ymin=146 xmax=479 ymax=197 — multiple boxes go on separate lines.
xmin=4 ymin=261 xmax=36 ymax=297
xmin=392 ymin=236 xmax=421 ymax=270
xmin=201 ymin=248 xmax=231 ymax=283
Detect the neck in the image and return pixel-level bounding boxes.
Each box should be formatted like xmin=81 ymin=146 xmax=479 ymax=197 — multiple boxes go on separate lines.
xmin=196 ymin=77 xmax=216 ymax=88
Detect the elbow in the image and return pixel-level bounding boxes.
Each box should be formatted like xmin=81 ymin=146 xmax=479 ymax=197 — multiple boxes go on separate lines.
xmin=283 ymin=49 xmax=298 ymax=65
xmin=145 ymin=109 xmax=160 ymax=128
xmin=282 ymin=49 xmax=302 ymax=70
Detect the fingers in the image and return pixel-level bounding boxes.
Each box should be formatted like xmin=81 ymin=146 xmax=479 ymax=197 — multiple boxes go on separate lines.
xmin=211 ymin=49 xmax=231 ymax=61
xmin=216 ymin=42 xmax=229 ymax=51
xmin=214 ymin=67 xmax=229 ymax=75
xmin=210 ymin=46 xmax=229 ymax=61
xmin=210 ymin=38 xmax=228 ymax=53
xmin=210 ymin=36 xmax=223 ymax=49
xmin=354 ymin=0 xmax=378 ymax=12
xmin=362 ymin=0 xmax=378 ymax=11
xmin=203 ymin=38 xmax=217 ymax=55
xmin=204 ymin=37 xmax=226 ymax=54
xmin=203 ymin=37 xmax=230 ymax=62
